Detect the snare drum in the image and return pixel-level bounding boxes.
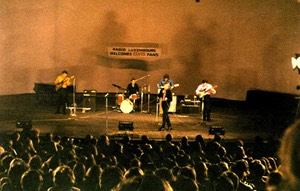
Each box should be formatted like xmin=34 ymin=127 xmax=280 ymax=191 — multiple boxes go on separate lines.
xmin=130 ymin=94 xmax=138 ymax=100
xmin=116 ymin=94 xmax=124 ymax=105
xmin=120 ymin=99 xmax=133 ymax=113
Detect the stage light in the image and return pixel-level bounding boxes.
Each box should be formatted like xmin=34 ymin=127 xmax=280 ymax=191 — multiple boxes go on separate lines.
xmin=291 ymin=53 xmax=300 ymax=74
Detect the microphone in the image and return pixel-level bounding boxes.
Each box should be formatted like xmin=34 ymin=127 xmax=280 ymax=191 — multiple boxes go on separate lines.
xmin=105 ymin=93 xmax=109 ymax=97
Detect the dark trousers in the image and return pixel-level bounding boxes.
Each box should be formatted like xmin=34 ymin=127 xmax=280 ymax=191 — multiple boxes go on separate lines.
xmin=161 ymin=101 xmax=171 ymax=128
xmin=202 ymin=95 xmax=211 ymax=120
xmin=56 ymin=88 xmax=68 ymax=113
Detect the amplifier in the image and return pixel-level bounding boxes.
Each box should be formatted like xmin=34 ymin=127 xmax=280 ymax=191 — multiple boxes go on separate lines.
xmin=83 ymin=90 xmax=97 ymax=112
xmin=209 ymin=126 xmax=225 ymax=135
xmin=83 ymin=90 xmax=97 ymax=97
xmin=118 ymin=121 xmax=134 ymax=131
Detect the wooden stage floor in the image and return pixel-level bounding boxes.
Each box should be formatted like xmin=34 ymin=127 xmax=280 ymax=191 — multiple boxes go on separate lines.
xmin=0 ymin=100 xmax=274 ymax=142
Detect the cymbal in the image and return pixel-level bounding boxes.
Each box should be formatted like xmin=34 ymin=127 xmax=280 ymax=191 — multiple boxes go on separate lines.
xmin=112 ymin=84 xmax=126 ymax=90
xmin=112 ymin=84 xmax=122 ymax=89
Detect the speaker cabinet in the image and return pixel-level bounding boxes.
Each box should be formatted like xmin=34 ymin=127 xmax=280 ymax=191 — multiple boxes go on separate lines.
xmin=118 ymin=121 xmax=134 ymax=131
xmin=16 ymin=120 xmax=32 ymax=129
xmin=209 ymin=126 xmax=225 ymax=135
xmin=83 ymin=90 xmax=97 ymax=112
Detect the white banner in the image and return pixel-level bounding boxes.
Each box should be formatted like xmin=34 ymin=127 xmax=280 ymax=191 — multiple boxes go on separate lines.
xmin=107 ymin=47 xmax=161 ymax=59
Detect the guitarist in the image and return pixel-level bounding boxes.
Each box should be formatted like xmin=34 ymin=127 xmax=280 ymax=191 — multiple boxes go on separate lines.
xmin=54 ymin=70 xmax=72 ymax=114
xmin=158 ymin=74 xmax=174 ymax=90
xmin=195 ymin=79 xmax=216 ymax=121
xmin=158 ymin=82 xmax=173 ymax=131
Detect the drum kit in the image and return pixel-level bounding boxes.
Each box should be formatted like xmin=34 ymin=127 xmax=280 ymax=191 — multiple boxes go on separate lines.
xmin=112 ymin=75 xmax=150 ymax=113
xmin=112 ymin=84 xmax=140 ymax=114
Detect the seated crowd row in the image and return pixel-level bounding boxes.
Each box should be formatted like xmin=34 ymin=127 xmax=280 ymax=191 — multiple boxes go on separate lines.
xmin=0 ymin=121 xmax=299 ymax=191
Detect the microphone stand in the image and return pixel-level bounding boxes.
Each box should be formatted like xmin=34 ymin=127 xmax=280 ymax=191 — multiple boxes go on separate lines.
xmin=105 ymin=93 xmax=109 ymax=134
xmin=71 ymin=78 xmax=77 ymax=116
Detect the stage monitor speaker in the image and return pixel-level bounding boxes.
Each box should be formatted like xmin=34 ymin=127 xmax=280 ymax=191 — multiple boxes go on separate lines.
xmin=209 ymin=126 xmax=225 ymax=135
xmin=16 ymin=120 xmax=32 ymax=129
xmin=118 ymin=121 xmax=134 ymax=131
xmin=83 ymin=90 xmax=97 ymax=112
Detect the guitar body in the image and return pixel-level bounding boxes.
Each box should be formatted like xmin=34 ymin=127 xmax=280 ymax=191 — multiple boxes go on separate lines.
xmin=197 ymin=85 xmax=217 ymax=99
xmin=55 ymin=76 xmax=75 ymax=91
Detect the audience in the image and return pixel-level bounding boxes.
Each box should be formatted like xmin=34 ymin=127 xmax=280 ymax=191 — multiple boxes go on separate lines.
xmin=277 ymin=121 xmax=300 ymax=191
xmin=0 ymin=120 xmax=299 ymax=191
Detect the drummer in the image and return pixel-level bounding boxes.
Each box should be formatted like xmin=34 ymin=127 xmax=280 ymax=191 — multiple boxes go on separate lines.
xmin=126 ymin=78 xmax=139 ymax=111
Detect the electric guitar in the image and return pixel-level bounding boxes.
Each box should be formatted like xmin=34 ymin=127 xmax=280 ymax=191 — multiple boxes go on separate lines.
xmin=55 ymin=76 xmax=75 ymax=91
xmin=157 ymin=83 xmax=180 ymax=90
xmin=197 ymin=85 xmax=217 ymax=99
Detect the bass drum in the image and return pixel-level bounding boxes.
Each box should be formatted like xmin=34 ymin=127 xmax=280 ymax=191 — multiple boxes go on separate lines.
xmin=120 ymin=99 xmax=133 ymax=113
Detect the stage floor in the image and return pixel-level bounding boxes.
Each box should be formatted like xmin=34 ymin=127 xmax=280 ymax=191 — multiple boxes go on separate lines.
xmin=0 ymin=99 xmax=273 ymax=141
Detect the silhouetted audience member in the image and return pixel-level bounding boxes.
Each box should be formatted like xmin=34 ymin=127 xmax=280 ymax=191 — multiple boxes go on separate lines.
xmin=156 ymin=167 xmax=175 ymax=183
xmin=21 ymin=169 xmax=43 ymax=191
xmin=100 ymin=166 xmax=123 ymax=191
xmin=195 ymin=161 xmax=209 ymax=190
xmin=172 ymin=175 xmax=198 ymax=191
xmin=223 ymin=171 xmax=240 ymax=191
xmin=231 ymin=160 xmax=254 ymax=191
xmin=124 ymin=167 xmax=144 ymax=179
xmin=249 ymin=160 xmax=267 ymax=191
xmin=214 ymin=174 xmax=235 ymax=191
xmin=266 ymin=171 xmax=282 ymax=191
xmin=7 ymin=158 xmax=28 ymax=191
xmin=278 ymin=121 xmax=300 ymax=191
xmin=47 ymin=165 xmax=80 ymax=191
xmin=161 ymin=134 xmax=177 ymax=158
xmin=83 ymin=165 xmax=102 ymax=191
xmin=73 ymin=162 xmax=86 ymax=190
xmin=137 ymin=174 xmax=173 ymax=191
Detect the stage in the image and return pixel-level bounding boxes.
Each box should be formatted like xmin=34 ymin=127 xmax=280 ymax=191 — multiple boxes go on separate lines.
xmin=0 ymin=93 xmax=282 ymax=142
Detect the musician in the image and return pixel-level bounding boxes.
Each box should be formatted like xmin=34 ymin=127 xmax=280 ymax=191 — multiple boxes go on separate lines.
xmin=54 ymin=70 xmax=71 ymax=114
xmin=158 ymin=74 xmax=174 ymax=89
xmin=126 ymin=78 xmax=139 ymax=111
xmin=158 ymin=82 xmax=173 ymax=131
xmin=126 ymin=78 xmax=139 ymax=96
xmin=195 ymin=80 xmax=216 ymax=121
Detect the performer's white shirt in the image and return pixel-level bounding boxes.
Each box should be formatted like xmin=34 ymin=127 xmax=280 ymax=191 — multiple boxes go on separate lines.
xmin=195 ymin=83 xmax=216 ymax=95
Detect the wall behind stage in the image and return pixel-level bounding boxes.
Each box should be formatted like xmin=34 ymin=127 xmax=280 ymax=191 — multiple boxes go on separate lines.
xmin=0 ymin=0 xmax=299 ymax=100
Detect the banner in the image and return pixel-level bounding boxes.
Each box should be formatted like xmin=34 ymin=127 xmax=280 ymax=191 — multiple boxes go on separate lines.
xmin=107 ymin=46 xmax=161 ymax=59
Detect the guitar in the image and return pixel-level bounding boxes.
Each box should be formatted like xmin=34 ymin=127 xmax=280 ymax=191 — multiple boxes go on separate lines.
xmin=158 ymin=84 xmax=179 ymax=115
xmin=55 ymin=76 xmax=75 ymax=91
xmin=157 ymin=83 xmax=180 ymax=90
xmin=197 ymin=85 xmax=217 ymax=99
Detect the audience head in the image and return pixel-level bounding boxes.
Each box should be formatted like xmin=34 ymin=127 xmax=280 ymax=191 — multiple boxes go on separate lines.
xmin=278 ymin=121 xmax=300 ymax=189
xmin=124 ymin=167 xmax=144 ymax=179
xmin=21 ymin=169 xmax=43 ymax=191
xmin=8 ymin=158 xmax=28 ymax=187
xmin=100 ymin=166 xmax=123 ymax=191
xmin=214 ymin=174 xmax=234 ymax=191
xmin=166 ymin=134 xmax=173 ymax=142
xmin=52 ymin=166 xmax=76 ymax=189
